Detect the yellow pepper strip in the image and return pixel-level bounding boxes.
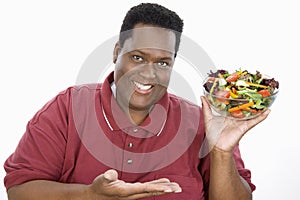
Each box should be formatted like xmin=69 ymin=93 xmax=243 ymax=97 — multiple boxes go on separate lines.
xmin=229 ymin=90 xmax=239 ymax=98
xmin=241 ymin=71 xmax=248 ymax=76
xmin=226 ymin=86 xmax=239 ymax=98
xmin=209 ymin=78 xmax=218 ymax=94
xmin=245 ymin=82 xmax=268 ymax=89
xmin=237 ymin=69 xmax=243 ymax=76
xmin=228 ymin=101 xmax=254 ymax=113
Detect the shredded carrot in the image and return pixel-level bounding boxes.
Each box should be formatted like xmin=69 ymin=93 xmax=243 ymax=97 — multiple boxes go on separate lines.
xmin=245 ymin=82 xmax=268 ymax=89
xmin=228 ymin=101 xmax=254 ymax=113
xmin=242 ymin=107 xmax=257 ymax=114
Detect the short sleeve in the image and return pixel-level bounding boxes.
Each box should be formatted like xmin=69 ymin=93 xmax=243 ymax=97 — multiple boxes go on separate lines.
xmin=233 ymin=144 xmax=256 ymax=192
xmin=3 ymin=88 xmax=71 ymax=190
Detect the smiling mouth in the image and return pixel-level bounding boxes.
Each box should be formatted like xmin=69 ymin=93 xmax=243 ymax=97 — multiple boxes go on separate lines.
xmin=133 ymin=81 xmax=154 ymax=94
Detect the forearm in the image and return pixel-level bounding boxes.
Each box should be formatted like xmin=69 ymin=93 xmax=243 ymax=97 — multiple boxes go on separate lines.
xmin=209 ymin=148 xmax=252 ymax=200
xmin=7 ymin=180 xmax=95 ymax=200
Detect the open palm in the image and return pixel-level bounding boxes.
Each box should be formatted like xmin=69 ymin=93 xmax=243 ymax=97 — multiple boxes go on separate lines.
xmin=89 ymin=169 xmax=181 ymax=200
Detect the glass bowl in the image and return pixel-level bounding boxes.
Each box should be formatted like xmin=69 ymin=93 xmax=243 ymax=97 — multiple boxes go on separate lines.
xmin=202 ymin=69 xmax=279 ymax=120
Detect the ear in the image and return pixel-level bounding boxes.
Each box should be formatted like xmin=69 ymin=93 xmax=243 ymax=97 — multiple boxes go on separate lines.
xmin=113 ymin=42 xmax=120 ymax=64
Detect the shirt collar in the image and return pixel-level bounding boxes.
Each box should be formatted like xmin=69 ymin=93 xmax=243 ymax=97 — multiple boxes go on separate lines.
xmin=110 ymin=81 xmax=116 ymax=98
xmin=101 ymin=72 xmax=169 ymax=136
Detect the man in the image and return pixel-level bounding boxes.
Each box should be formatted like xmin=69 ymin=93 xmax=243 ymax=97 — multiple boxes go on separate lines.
xmin=4 ymin=3 xmax=269 ymax=199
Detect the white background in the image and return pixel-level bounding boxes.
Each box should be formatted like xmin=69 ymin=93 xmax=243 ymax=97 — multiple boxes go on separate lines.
xmin=0 ymin=0 xmax=299 ymax=199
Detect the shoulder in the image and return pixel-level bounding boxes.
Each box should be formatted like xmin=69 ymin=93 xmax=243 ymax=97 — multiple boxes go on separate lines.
xmin=31 ymin=83 xmax=102 ymax=124
xmin=167 ymin=93 xmax=204 ymax=129
xmin=167 ymin=93 xmax=205 ymax=131
xmin=71 ymin=83 xmax=102 ymax=91
xmin=168 ymin=93 xmax=202 ymax=112
xmin=45 ymin=83 xmax=102 ymax=107
xmin=53 ymin=83 xmax=103 ymax=101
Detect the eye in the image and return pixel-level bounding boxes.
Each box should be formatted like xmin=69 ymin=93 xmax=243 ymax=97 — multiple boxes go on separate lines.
xmin=156 ymin=61 xmax=169 ymax=68
xmin=132 ymin=55 xmax=143 ymax=62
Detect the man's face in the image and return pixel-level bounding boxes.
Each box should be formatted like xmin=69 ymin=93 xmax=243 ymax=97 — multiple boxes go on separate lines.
xmin=113 ymin=24 xmax=176 ymax=113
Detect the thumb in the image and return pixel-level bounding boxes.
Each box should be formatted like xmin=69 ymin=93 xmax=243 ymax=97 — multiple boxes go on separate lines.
xmin=102 ymin=169 xmax=118 ymax=183
xmin=90 ymin=169 xmax=119 ymax=194
xmin=200 ymin=96 xmax=213 ymax=120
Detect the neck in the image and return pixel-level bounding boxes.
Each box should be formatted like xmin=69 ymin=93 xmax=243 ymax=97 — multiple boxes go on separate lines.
xmin=128 ymin=109 xmax=150 ymax=125
xmin=115 ymin=96 xmax=151 ymax=125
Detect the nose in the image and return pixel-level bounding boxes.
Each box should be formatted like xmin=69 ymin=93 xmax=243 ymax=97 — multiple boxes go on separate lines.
xmin=139 ymin=64 xmax=156 ymax=79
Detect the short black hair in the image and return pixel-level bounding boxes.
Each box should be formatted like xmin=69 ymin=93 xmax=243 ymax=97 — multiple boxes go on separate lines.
xmin=119 ymin=3 xmax=184 ymax=55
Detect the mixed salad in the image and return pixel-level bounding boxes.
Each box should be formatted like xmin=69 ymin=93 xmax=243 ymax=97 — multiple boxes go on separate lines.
xmin=203 ymin=69 xmax=279 ymax=119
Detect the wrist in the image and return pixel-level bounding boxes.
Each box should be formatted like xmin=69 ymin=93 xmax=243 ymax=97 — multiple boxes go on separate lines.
xmin=85 ymin=184 xmax=99 ymax=200
xmin=210 ymin=147 xmax=233 ymax=160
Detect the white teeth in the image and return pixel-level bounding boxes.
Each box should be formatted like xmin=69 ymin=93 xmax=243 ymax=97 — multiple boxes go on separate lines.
xmin=134 ymin=81 xmax=152 ymax=90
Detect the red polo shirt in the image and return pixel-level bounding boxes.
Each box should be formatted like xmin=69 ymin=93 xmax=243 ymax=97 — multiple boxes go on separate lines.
xmin=4 ymin=72 xmax=255 ymax=199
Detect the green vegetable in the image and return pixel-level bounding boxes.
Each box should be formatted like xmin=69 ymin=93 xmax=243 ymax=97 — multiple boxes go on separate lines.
xmin=203 ymin=68 xmax=279 ymax=119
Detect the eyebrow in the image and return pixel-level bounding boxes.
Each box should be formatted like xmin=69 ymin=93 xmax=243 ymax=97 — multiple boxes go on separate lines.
xmin=131 ymin=49 xmax=174 ymax=60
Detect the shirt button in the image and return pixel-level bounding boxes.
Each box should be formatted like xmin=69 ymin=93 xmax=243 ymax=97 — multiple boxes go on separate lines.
xmin=133 ymin=128 xmax=138 ymax=133
xmin=128 ymin=143 xmax=133 ymax=148
xmin=127 ymin=159 xmax=133 ymax=164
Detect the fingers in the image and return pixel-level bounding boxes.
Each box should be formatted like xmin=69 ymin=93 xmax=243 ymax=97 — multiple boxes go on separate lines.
xmin=245 ymin=109 xmax=271 ymax=130
xmin=92 ymin=170 xmax=182 ymax=199
xmin=145 ymin=178 xmax=170 ymax=184
xmin=121 ymin=181 xmax=182 ymax=200
xmin=200 ymin=96 xmax=213 ymax=121
xmin=143 ymin=181 xmax=182 ymax=193
xmin=200 ymin=95 xmax=271 ymax=153
xmin=117 ymin=180 xmax=181 ymax=197
xmin=200 ymin=96 xmax=210 ymax=111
